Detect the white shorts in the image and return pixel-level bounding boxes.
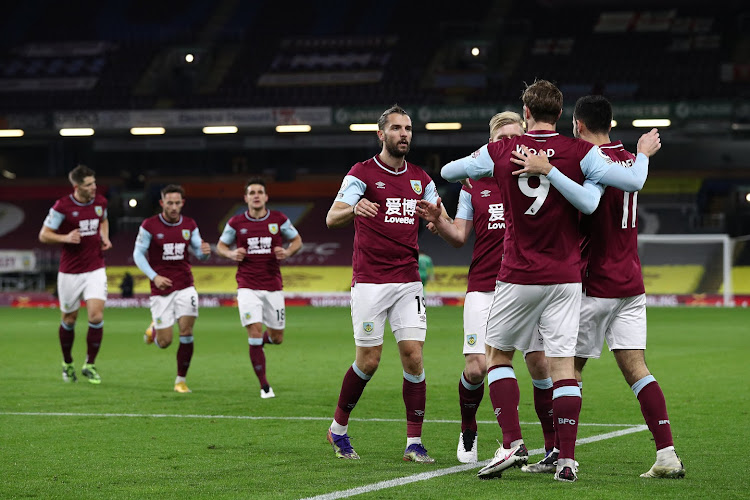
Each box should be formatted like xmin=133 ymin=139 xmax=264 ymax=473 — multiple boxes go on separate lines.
xmin=486 ymin=281 xmax=581 ymax=358
xmin=463 ymin=291 xmax=493 ymax=355
xmin=238 ymin=289 xmax=285 ymax=329
xmin=351 ymin=282 xmax=427 ymax=347
xmin=576 ymin=293 xmax=647 ymax=358
xmin=57 ymin=268 xmax=108 ymax=313
xmin=149 ymin=286 xmax=199 ymax=329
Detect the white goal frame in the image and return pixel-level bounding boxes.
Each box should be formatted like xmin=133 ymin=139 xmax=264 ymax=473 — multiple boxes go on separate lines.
xmin=638 ymin=234 xmax=734 ymax=306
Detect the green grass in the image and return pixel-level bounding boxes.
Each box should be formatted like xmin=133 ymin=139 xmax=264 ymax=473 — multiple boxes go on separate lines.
xmin=1 ymin=306 xmax=748 ymax=499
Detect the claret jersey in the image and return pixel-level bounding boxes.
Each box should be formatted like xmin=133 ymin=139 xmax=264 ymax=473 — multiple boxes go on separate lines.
xmin=580 ymin=141 xmax=645 ymax=298
xmin=219 ymin=210 xmax=299 ymax=291
xmin=336 ymin=155 xmax=438 ymax=285
xmin=43 ymin=193 xmax=108 ymax=274
xmin=456 ymin=177 xmax=505 ymax=292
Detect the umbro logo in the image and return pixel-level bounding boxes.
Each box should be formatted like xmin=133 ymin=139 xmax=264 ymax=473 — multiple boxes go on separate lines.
xmin=414 ymin=410 xmax=425 ymax=416
xmin=240 ymin=228 xmax=247 ymax=234
xmin=376 ymin=181 xmax=386 ymax=189
xmin=494 ymin=408 xmax=501 ymax=416
xmin=481 ymin=190 xmax=491 ymax=197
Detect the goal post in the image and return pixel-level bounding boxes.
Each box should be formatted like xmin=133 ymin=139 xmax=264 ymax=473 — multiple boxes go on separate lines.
xmin=638 ymin=234 xmax=734 ymax=306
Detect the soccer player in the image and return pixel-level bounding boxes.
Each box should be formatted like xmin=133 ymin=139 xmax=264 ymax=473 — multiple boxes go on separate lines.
xmin=440 ymin=80 xmax=661 ymax=482
xmin=39 ymin=164 xmax=112 ymax=384
xmin=324 ymin=105 xmax=440 ymax=463
xmin=133 ymin=184 xmax=211 ymax=393
xmin=418 ymin=111 xmax=558 ymax=464
xmin=570 ymin=95 xmax=684 ymax=478
xmin=216 ymin=178 xmax=302 ymax=399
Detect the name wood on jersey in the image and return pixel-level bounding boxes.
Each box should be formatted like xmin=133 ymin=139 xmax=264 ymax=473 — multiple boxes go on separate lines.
xmin=516 ymin=145 xmax=556 ymax=157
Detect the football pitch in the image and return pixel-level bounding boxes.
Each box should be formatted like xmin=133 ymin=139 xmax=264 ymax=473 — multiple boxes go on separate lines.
xmin=1 ymin=306 xmax=748 ymax=499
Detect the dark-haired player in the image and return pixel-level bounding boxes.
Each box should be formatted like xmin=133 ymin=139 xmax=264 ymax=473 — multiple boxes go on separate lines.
xmin=134 ymin=184 xmax=211 ymax=393
xmin=39 ymin=164 xmax=112 ymax=384
xmin=325 ymin=105 xmax=440 ymax=463
xmin=216 ymin=178 xmax=302 ymax=399
xmin=570 ymin=95 xmax=684 ymax=479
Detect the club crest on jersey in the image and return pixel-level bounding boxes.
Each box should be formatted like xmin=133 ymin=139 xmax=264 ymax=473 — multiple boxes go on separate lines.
xmin=410 ymin=180 xmax=422 ymax=195
xmin=268 ymin=223 xmax=279 ymax=235
xmin=95 ymin=206 xmax=103 ymax=216
xmin=156 ymin=317 xmax=163 ymax=325
xmin=466 ymin=334 xmax=477 ymax=346
xmin=182 ymin=229 xmax=191 ymax=240
xmin=363 ymin=322 xmax=374 ymax=334
xmin=244 ymin=312 xmax=252 ymax=320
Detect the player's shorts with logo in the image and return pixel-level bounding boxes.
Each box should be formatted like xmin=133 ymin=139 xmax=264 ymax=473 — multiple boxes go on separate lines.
xmin=486 ymin=281 xmax=581 ymax=357
xmin=57 ymin=267 xmax=108 ymax=313
xmin=350 ymin=282 xmax=426 ymax=347
xmin=237 ymin=288 xmax=285 ymax=329
xmin=576 ymin=293 xmax=647 ymax=358
xmin=463 ymin=291 xmax=493 ymax=355
xmin=149 ymin=286 xmax=199 ymax=329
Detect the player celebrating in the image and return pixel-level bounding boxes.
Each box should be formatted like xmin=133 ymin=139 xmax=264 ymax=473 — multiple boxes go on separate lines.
xmin=133 ymin=184 xmax=211 ymax=393
xmin=569 ymin=95 xmax=684 ymax=478
xmin=39 ymin=164 xmax=112 ymax=384
xmin=441 ymin=80 xmax=661 ymax=482
xmin=325 ymin=105 xmax=440 ymax=463
xmin=416 ymin=111 xmax=559 ymax=463
xmin=216 ymin=178 xmax=302 ymax=399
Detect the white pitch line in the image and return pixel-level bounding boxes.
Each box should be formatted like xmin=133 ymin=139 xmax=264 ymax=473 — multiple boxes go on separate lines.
xmin=0 ymin=412 xmax=638 ymax=427
xmin=301 ymin=425 xmax=649 ymax=500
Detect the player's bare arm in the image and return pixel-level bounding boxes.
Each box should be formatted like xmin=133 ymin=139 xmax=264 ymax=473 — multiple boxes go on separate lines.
xmin=274 ymin=234 xmax=303 ymax=261
xmin=100 ymin=218 xmax=112 ymax=251
xmin=326 ymin=199 xmax=379 ymax=229
xmin=39 ymin=225 xmax=81 ymax=245
xmin=216 ymin=241 xmax=246 ymax=262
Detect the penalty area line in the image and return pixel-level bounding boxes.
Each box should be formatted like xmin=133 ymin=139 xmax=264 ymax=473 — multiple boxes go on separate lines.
xmin=0 ymin=412 xmax=638 ymax=427
xmin=300 ymin=425 xmax=649 ymax=500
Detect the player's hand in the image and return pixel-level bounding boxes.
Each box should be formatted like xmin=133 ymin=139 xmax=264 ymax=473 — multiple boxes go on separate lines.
xmin=100 ymin=237 xmax=112 ymax=251
xmin=154 ymin=275 xmax=172 ymax=290
xmin=416 ymin=197 xmax=443 ymax=223
xmin=64 ymin=229 xmax=81 ymax=244
xmin=458 ymin=178 xmax=472 ymax=189
xmin=232 ymin=247 xmax=247 ymax=262
xmin=353 ymin=199 xmax=379 ymax=218
xmin=511 ymin=146 xmax=552 ymax=176
xmin=636 ymin=128 xmax=661 ymax=157
xmin=200 ymin=240 xmax=211 ymax=256
xmin=426 ymin=222 xmax=438 ymax=234
xmin=273 ymin=246 xmax=289 ymax=260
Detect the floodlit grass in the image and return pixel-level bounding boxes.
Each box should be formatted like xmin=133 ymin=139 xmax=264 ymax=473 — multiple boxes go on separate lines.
xmin=1 ymin=306 xmax=748 ymax=499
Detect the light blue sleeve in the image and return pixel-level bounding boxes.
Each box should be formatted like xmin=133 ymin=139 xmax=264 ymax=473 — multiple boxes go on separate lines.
xmin=133 ymin=227 xmax=157 ymax=280
xmin=455 ymin=190 xmax=474 ymax=220
xmin=422 ymin=180 xmax=438 ymax=204
xmin=43 ymin=208 xmax=65 ymax=230
xmin=190 ymin=228 xmax=210 ymax=261
xmin=280 ymin=219 xmax=299 ymax=240
xmin=580 ymin=148 xmax=649 ymax=192
xmin=335 ymin=175 xmax=367 ymax=207
xmin=441 ymin=144 xmax=495 ymax=182
xmin=545 ymin=168 xmax=604 ymax=215
xmin=219 ymin=223 xmax=236 ymax=245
